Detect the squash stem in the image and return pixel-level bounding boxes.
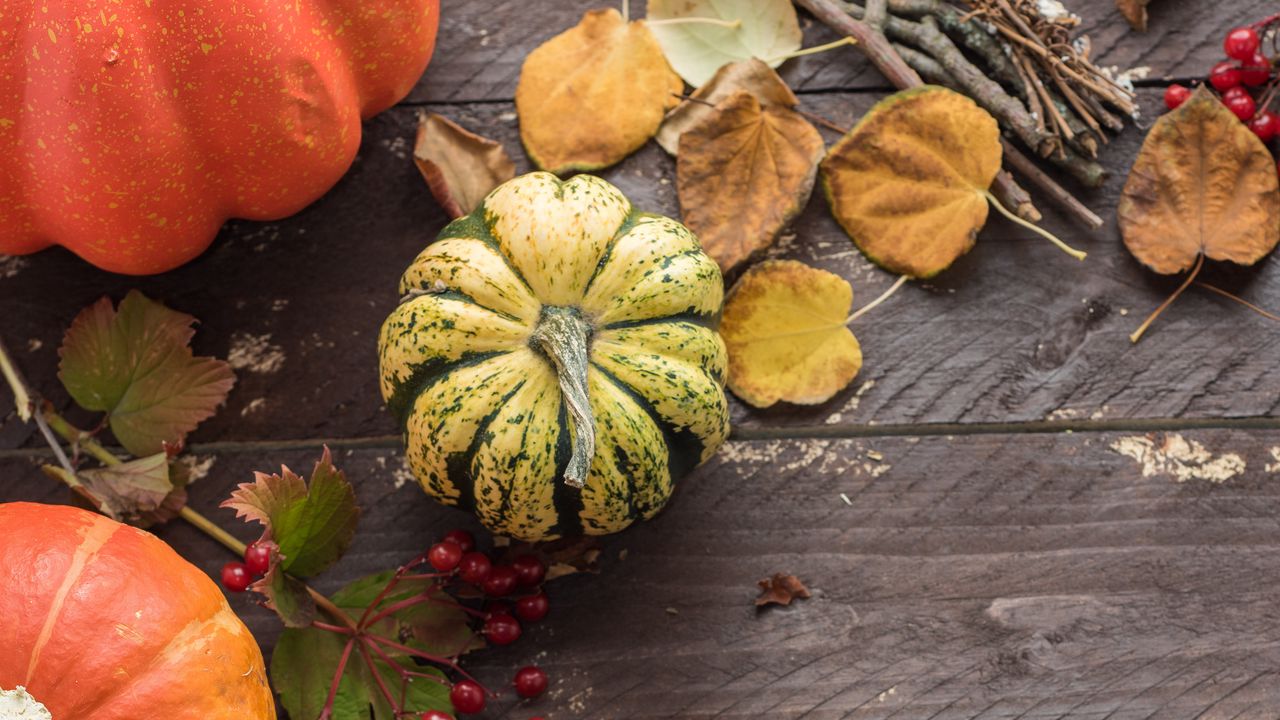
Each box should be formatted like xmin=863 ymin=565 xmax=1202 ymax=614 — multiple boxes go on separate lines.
xmin=531 ymin=308 xmax=595 ymax=489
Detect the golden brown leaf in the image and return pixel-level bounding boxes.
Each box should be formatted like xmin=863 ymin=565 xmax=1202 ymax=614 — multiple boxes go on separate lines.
xmin=1116 ymin=0 xmax=1150 ymax=31
xmin=515 ymin=9 xmax=682 ymax=174
xmin=677 ymin=91 xmax=824 ymax=273
xmin=656 ymin=58 xmax=798 ymax=155
xmin=1118 ymin=86 xmax=1280 ymax=275
xmin=822 ymin=86 xmax=1001 ymax=278
xmin=413 ymin=113 xmax=516 ymax=219
xmin=720 ymin=260 xmax=862 ymax=408
xmin=756 ymin=573 xmax=810 ymax=607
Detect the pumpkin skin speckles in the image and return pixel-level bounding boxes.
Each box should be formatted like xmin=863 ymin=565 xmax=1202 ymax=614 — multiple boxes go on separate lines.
xmin=379 ymin=172 xmax=730 ymax=541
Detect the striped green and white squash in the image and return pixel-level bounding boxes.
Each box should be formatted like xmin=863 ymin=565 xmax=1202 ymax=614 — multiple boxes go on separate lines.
xmin=379 ymin=172 xmax=730 ymax=541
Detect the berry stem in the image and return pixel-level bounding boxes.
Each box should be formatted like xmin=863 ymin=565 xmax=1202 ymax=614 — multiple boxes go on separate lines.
xmin=846 ymin=275 xmax=909 ymax=324
xmin=982 ymin=189 xmax=1087 ymax=261
xmin=366 ymin=634 xmax=488 ymax=690
xmin=317 ymin=637 xmax=357 ymax=720
xmin=359 ymin=639 xmax=404 ymax=715
xmin=1129 ymin=253 xmax=1205 ymax=343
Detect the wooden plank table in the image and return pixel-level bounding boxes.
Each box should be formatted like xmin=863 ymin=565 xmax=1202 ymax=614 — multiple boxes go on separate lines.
xmin=3 ymin=0 xmax=1280 ymax=717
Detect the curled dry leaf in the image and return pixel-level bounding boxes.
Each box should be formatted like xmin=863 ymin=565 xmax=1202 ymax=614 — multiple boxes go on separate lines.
xmin=516 ymin=8 xmax=682 ymax=174
xmin=647 ymin=0 xmax=802 ymax=88
xmin=822 ymin=86 xmax=1001 ymax=279
xmin=756 ymin=572 xmax=810 ymax=607
xmin=677 ymin=90 xmax=824 ymax=272
xmin=1116 ymin=0 xmax=1150 ymax=31
xmin=720 ymin=260 xmax=862 ymax=408
xmin=495 ymin=536 xmax=604 ymax=581
xmin=656 ymin=58 xmax=798 ymax=155
xmin=413 ymin=113 xmax=515 ymax=219
xmin=76 ymin=452 xmax=173 ymax=522
xmin=1118 ymin=86 xmax=1280 ymax=276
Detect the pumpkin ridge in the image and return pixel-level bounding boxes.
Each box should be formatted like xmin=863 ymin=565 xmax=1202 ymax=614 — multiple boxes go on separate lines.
xmin=386 ymin=350 xmax=510 ymax=426
xmin=396 ymin=287 xmax=525 ymax=325
xmin=589 ymin=360 xmax=705 ymax=490
xmin=449 ymin=378 xmax=530 ymax=515
xmin=444 ymin=204 xmax=540 ymax=300
xmin=603 ymin=310 xmax=721 ymax=332
xmin=580 ymin=209 xmax=647 ymax=297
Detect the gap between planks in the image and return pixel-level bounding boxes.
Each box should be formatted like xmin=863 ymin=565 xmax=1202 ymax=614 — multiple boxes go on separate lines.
xmin=3 ymin=415 xmax=1280 ymax=460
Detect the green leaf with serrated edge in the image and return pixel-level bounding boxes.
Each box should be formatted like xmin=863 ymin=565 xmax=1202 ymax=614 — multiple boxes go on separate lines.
xmin=272 ymin=627 xmax=370 ymax=720
xmin=222 ymin=447 xmax=359 ymax=577
xmin=58 ymin=290 xmax=235 ymax=456
xmin=78 ymin=452 xmax=172 ymax=522
xmin=255 ymin=566 xmax=317 ymax=628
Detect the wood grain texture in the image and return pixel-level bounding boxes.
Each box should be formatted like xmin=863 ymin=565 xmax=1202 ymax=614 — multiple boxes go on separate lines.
xmin=5 ymin=429 xmax=1279 ymax=718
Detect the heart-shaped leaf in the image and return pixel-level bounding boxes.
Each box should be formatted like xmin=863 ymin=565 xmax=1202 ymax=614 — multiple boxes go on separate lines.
xmin=720 ymin=260 xmax=862 ymax=408
xmin=413 ymin=113 xmax=515 ymax=219
xmin=656 ymin=58 xmax=798 ymax=155
xmin=647 ymin=0 xmax=802 ymax=87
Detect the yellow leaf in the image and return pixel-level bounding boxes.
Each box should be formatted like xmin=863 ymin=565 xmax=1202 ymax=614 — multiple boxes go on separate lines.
xmin=516 ymin=9 xmax=682 ymax=174
xmin=413 ymin=113 xmax=516 ymax=219
xmin=1118 ymin=86 xmax=1280 ymax=276
xmin=721 ymin=260 xmax=862 ymax=408
xmin=821 ymin=86 xmax=1001 ymax=279
xmin=656 ymin=58 xmax=798 ymax=155
xmin=677 ymin=90 xmax=824 ymax=273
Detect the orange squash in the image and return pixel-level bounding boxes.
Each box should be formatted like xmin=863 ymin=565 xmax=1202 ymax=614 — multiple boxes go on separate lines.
xmin=0 ymin=1 xmax=439 ymax=275
xmin=0 ymin=502 xmax=275 ymax=719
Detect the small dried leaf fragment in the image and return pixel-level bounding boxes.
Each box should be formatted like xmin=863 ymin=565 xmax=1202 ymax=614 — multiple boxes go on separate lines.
xmin=413 ymin=113 xmax=516 ymax=219
xmin=822 ymin=86 xmax=1001 ymax=278
xmin=756 ymin=573 xmax=810 ymax=607
xmin=1118 ymin=86 xmax=1280 ymax=275
xmin=647 ymin=0 xmax=802 ymax=87
xmin=254 ymin=565 xmax=317 ymax=628
xmin=516 ymin=9 xmax=681 ymax=174
xmin=77 ymin=452 xmax=173 ymax=522
xmin=721 ymin=260 xmax=862 ymax=408
xmin=1116 ymin=0 xmax=1150 ymax=31
xmin=677 ymin=90 xmax=824 ymax=272
xmin=656 ymin=58 xmax=798 ymax=155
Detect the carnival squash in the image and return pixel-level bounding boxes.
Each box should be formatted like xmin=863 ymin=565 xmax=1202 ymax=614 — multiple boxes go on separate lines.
xmin=0 ymin=502 xmax=274 ymax=720
xmin=379 ymin=172 xmax=730 ymax=541
xmin=0 ymin=0 xmax=439 ymax=275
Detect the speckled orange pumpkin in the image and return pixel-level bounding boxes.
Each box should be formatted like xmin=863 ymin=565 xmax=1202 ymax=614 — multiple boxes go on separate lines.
xmin=0 ymin=1 xmax=439 ymax=275
xmin=0 ymin=502 xmax=275 ymax=719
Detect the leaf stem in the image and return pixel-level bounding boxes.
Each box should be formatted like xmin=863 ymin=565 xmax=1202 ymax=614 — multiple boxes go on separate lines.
xmin=43 ymin=411 xmax=119 ymax=465
xmin=765 ymin=36 xmax=857 ymax=63
xmin=1196 ymin=282 xmax=1280 ymax=322
xmin=312 ymin=587 xmax=360 ymax=631
xmin=1130 ymin=254 xmax=1204 ymax=343
xmin=179 ymin=506 xmax=247 ymax=555
xmin=359 ymin=640 xmax=403 ymax=714
xmin=0 ymin=337 xmax=32 ymax=421
xmin=982 ymin=189 xmax=1086 ymax=261
xmin=367 ymin=634 xmax=488 ymax=690
xmin=317 ymin=637 xmax=357 ymax=720
xmin=847 ymin=275 xmax=909 ymax=323
xmin=645 ymin=16 xmax=744 ymax=29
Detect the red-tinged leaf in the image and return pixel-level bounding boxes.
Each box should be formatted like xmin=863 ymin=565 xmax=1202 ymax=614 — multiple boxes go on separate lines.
xmin=253 ymin=565 xmax=317 ymax=628
xmin=414 ymin=113 xmax=516 ymax=219
xmin=755 ymin=572 xmax=811 ymax=607
xmin=78 ymin=453 xmax=173 ymax=522
xmin=58 ymin=290 xmax=235 ymax=456
xmin=222 ymin=447 xmax=359 ymax=578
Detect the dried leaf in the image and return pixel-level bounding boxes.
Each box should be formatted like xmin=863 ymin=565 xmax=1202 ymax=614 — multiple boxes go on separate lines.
xmin=413 ymin=113 xmax=516 ymax=219
xmin=516 ymin=8 xmax=682 ymax=174
xmin=656 ymin=58 xmax=798 ymax=155
xmin=647 ymin=0 xmax=802 ymax=87
xmin=496 ymin=536 xmax=603 ymax=581
xmin=1118 ymin=86 xmax=1280 ymax=275
xmin=756 ymin=573 xmax=810 ymax=607
xmin=1116 ymin=0 xmax=1150 ymax=31
xmin=78 ymin=452 xmax=172 ymax=522
xmin=822 ymin=86 xmax=1001 ymax=278
xmin=58 ymin=291 xmax=235 ymax=456
xmin=677 ymin=90 xmax=824 ymax=272
xmin=222 ymin=447 xmax=359 ymax=578
xmin=720 ymin=260 xmax=862 ymax=408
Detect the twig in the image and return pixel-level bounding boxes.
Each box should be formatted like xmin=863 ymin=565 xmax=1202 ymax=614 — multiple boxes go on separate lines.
xmin=0 ymin=338 xmax=32 ymax=421
xmin=999 ymin=140 xmax=1103 ymax=229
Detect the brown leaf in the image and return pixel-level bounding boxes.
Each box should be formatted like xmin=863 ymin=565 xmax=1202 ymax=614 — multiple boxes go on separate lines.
xmin=78 ymin=453 xmax=173 ymax=522
xmin=1116 ymin=0 xmax=1150 ymax=31
xmin=516 ymin=8 xmax=682 ymax=174
xmin=413 ymin=113 xmax=515 ymax=219
xmin=656 ymin=58 xmax=798 ymax=155
xmin=755 ymin=573 xmax=811 ymax=607
xmin=677 ymin=91 xmax=824 ymax=273
xmin=496 ymin=536 xmax=603 ymax=581
xmin=1118 ymin=86 xmax=1280 ymax=275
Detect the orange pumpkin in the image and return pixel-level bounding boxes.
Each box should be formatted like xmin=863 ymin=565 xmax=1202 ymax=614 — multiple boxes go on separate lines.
xmin=0 ymin=1 xmax=439 ymax=275
xmin=0 ymin=502 xmax=274 ymax=719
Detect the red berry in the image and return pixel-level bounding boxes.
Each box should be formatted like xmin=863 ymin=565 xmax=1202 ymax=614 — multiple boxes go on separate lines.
xmin=482 ymin=565 xmax=519 ymax=597
xmin=484 ymin=612 xmax=522 ymax=645
xmin=1225 ymin=92 xmax=1257 ymax=121
xmin=457 ymin=552 xmax=492 ymax=585
xmin=221 ymin=561 xmax=252 ymax=592
xmin=515 ymin=592 xmax=550 ymax=622
xmin=1225 ymin=27 xmax=1261 ymax=62
xmin=449 ymin=680 xmax=486 ymax=715
xmin=1163 ymin=84 xmax=1191 ymax=110
xmin=1250 ymin=111 xmax=1278 ymax=142
xmin=513 ymin=666 xmax=548 ymax=699
xmin=1210 ymin=61 xmax=1243 ymax=91
xmin=1241 ymin=52 xmax=1272 ymax=86
xmin=243 ymin=541 xmax=275 ymax=577
xmin=421 ymin=712 xmax=454 ymax=720
xmin=441 ymin=529 xmax=475 ymax=553
xmin=511 ymin=554 xmax=546 ymax=587
xmin=1222 ymin=86 xmax=1250 ymax=102
xmin=428 ymin=542 xmax=464 ymax=572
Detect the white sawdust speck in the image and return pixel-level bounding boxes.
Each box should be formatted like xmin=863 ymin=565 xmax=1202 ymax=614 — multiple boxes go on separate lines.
xmin=1265 ymin=447 xmax=1280 ymax=473
xmin=1110 ymin=434 xmax=1245 ymax=484
xmin=228 ymin=333 xmax=285 ymax=374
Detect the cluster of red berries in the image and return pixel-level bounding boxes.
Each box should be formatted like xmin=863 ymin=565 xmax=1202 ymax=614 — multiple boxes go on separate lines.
xmin=220 ymin=539 xmax=276 ymax=593
xmin=1164 ymin=25 xmax=1278 ymax=143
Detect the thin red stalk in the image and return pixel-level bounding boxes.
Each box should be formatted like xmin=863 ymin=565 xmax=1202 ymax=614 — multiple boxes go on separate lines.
xmin=317 ymin=637 xmax=357 ymax=720
xmin=363 ymin=634 xmax=450 ymax=687
xmin=358 ymin=568 xmax=413 ymax=627
xmin=397 ymin=573 xmax=452 ymax=582
xmin=359 ymin=640 xmax=403 ymax=715
xmin=367 ymin=634 xmax=486 ymax=690
xmin=366 ymin=590 xmax=485 ymax=629
xmin=313 ymin=621 xmax=355 ymax=635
